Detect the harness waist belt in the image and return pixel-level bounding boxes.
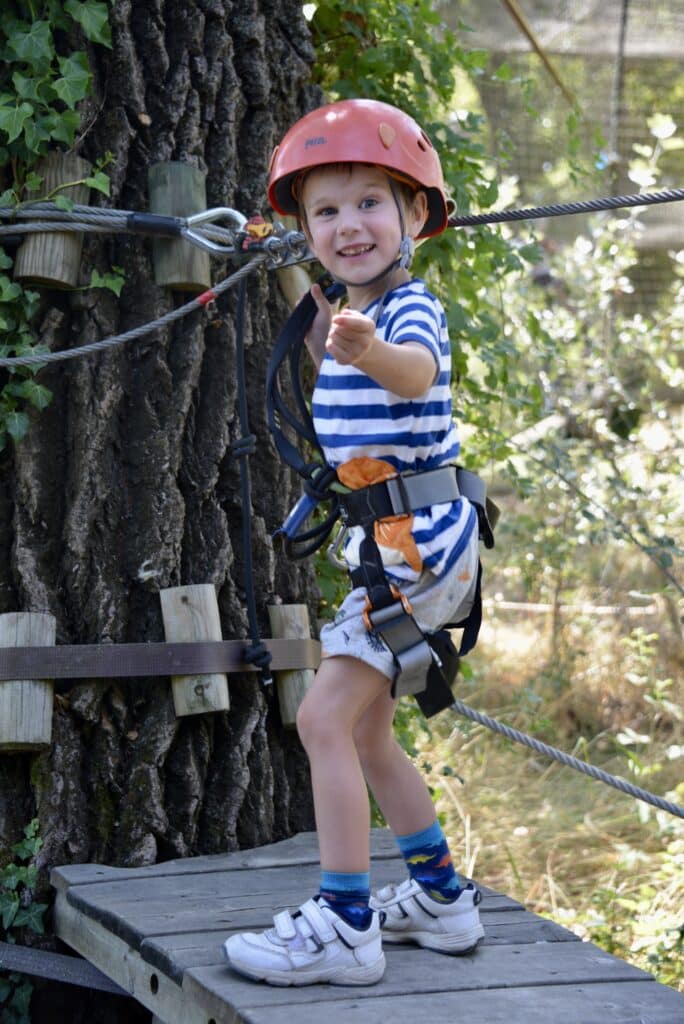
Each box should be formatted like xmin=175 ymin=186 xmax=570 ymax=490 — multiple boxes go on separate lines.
xmin=341 ymin=465 xmax=499 ymax=549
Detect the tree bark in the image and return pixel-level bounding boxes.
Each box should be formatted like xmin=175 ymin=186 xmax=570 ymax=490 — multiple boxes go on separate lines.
xmin=1 ymin=0 xmax=319 ymax=906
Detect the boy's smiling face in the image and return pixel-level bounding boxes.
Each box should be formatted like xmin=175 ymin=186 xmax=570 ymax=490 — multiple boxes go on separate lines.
xmin=300 ymin=163 xmax=427 ymax=306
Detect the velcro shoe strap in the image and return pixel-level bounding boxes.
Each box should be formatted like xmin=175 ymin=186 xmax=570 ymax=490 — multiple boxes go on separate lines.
xmin=298 ymin=898 xmax=337 ymax=943
xmin=273 ymin=909 xmax=298 ymax=940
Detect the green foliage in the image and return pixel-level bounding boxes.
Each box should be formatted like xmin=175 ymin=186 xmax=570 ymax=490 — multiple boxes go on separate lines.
xmin=0 ymin=819 xmax=48 ymax=1024
xmin=0 ymin=1 xmax=112 ymax=451
xmin=0 ymin=0 xmax=110 ymax=176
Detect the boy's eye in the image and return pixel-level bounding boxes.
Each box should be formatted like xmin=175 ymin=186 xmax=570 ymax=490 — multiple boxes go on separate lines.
xmin=313 ymin=206 xmax=336 ymax=217
xmin=360 ymin=197 xmax=379 ymax=209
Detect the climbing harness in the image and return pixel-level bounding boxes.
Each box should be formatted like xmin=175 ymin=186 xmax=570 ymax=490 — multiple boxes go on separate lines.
xmin=265 ymin=273 xmax=500 ymax=716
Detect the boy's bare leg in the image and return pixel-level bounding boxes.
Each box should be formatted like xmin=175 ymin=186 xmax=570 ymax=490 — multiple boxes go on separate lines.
xmin=296 ymin=655 xmax=389 ymax=872
xmin=353 ymin=688 xmax=437 ymax=835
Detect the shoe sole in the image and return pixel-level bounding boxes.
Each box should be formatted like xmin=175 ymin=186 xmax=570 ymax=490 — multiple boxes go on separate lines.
xmin=381 ymin=923 xmax=485 ymax=955
xmin=226 ymin=952 xmax=386 ymax=987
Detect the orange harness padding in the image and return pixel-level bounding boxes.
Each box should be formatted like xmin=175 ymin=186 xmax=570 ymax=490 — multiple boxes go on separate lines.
xmin=336 ymin=457 xmax=423 ymax=573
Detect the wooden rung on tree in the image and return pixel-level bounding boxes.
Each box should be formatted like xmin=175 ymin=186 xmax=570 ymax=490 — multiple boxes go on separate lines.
xmin=148 ymin=162 xmax=211 ymax=292
xmin=159 ymin=584 xmax=230 ymax=717
xmin=268 ymin=604 xmax=316 ymax=728
xmin=0 ymin=612 xmax=56 ymax=752
xmin=13 ymin=152 xmax=92 ymax=289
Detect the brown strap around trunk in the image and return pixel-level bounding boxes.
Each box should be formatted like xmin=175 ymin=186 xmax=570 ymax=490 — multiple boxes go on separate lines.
xmin=0 ymin=638 xmax=321 ymax=681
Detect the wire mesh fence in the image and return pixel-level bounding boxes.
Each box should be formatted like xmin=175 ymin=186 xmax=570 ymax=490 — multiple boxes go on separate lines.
xmin=445 ymin=0 xmax=684 ymax=309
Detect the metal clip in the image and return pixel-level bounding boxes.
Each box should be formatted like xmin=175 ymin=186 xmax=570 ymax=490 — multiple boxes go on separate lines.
xmin=326 ymin=522 xmax=349 ymax=570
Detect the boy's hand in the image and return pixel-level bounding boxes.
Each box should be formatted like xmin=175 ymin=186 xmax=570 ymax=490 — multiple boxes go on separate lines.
xmin=327 ymin=307 xmax=436 ymax=398
xmin=326 ymin=308 xmax=376 ymax=366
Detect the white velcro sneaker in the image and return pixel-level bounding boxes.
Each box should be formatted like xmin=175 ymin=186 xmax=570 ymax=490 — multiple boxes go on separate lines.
xmin=370 ymin=878 xmax=485 ymax=954
xmin=223 ymin=897 xmax=385 ymax=986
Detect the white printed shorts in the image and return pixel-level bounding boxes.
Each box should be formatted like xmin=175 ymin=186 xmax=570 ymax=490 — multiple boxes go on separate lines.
xmin=320 ymin=528 xmax=480 ymax=681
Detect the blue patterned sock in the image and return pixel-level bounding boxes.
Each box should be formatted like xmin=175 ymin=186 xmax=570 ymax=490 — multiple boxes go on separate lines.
xmin=397 ymin=821 xmax=462 ymax=903
xmin=319 ymin=870 xmax=372 ymax=929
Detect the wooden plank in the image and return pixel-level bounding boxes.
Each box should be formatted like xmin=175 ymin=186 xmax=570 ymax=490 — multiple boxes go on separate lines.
xmin=0 ymin=611 xmax=55 ymax=750
xmin=160 ymin=584 xmax=230 ymax=716
xmin=140 ymin=909 xmax=578 ymax=983
xmin=51 ymin=829 xmax=401 ymax=891
xmin=64 ymin=863 xmax=519 ymax=953
xmin=228 ymin=981 xmax=684 ymax=1024
xmin=184 ymin=942 xmax=654 ymax=1017
xmin=54 ymin=893 xmax=207 ymax=1024
xmin=51 ymin=824 xmax=684 ymax=1024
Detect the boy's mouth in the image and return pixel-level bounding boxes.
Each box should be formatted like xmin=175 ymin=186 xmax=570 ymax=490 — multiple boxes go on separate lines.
xmin=338 ymin=243 xmax=375 ymax=257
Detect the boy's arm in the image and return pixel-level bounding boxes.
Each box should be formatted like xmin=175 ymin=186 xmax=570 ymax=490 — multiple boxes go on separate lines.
xmin=327 ymin=308 xmax=437 ymax=399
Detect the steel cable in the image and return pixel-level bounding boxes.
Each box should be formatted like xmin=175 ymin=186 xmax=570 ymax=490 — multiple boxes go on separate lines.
xmin=451 ymin=698 xmax=684 ymax=819
xmin=448 ymin=185 xmax=684 ymax=227
xmin=0 ymin=253 xmax=269 ymax=369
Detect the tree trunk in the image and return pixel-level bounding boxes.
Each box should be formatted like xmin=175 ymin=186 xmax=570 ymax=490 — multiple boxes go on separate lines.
xmin=0 ymin=0 xmax=319 ymax=923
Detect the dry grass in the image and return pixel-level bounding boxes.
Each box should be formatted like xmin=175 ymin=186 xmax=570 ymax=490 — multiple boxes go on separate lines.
xmin=416 ymin=605 xmax=684 ymax=991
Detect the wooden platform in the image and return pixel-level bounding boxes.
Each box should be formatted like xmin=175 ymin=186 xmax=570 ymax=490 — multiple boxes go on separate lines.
xmin=51 ymin=830 xmax=684 ymax=1024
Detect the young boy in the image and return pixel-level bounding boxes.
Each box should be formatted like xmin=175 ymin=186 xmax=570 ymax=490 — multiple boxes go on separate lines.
xmin=224 ymin=98 xmax=484 ymax=986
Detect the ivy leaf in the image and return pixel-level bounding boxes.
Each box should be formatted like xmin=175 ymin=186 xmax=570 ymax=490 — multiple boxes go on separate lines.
xmin=0 ymin=277 xmax=23 ymax=302
xmin=7 ymin=380 xmax=53 ymax=411
xmin=85 ymin=170 xmax=110 ymax=196
xmin=13 ymin=902 xmax=47 ymax=934
xmin=11 ymin=72 xmax=43 ymax=103
xmin=0 ymin=102 xmax=34 ymax=144
xmin=7 ymin=21 xmax=54 ymax=68
xmin=22 ymin=115 xmax=52 ymax=155
xmin=54 ymin=195 xmax=74 ymax=212
xmin=24 ymin=172 xmax=43 ymax=193
xmin=5 ymin=410 xmax=30 ymax=443
xmin=50 ymin=108 xmax=80 ymax=147
xmin=54 ymin=53 xmax=91 ymax=109
xmin=0 ymin=891 xmax=19 ymax=930
xmin=64 ymin=0 xmax=112 ymax=47
xmin=90 ymin=268 xmax=124 ymax=295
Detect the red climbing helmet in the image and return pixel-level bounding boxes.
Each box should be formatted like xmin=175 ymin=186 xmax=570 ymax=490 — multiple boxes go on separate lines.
xmin=268 ymin=99 xmax=449 ymax=238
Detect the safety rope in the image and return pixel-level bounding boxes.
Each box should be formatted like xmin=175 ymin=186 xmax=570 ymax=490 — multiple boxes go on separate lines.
xmin=231 ymin=276 xmax=273 ymax=685
xmin=0 ymin=253 xmax=269 ymax=369
xmin=450 ymin=698 xmax=684 ymax=819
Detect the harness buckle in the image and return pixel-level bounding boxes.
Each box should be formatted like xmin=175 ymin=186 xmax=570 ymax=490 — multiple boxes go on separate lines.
xmin=362 ymin=584 xmax=412 ymax=632
xmin=384 ymin=473 xmax=412 ymax=518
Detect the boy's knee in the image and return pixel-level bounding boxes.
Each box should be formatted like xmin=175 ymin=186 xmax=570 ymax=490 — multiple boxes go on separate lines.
xmin=296 ymin=689 xmax=334 ymax=751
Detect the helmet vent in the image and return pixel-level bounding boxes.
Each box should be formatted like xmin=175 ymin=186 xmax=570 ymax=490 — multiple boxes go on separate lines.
xmin=418 ymin=130 xmax=433 ymax=150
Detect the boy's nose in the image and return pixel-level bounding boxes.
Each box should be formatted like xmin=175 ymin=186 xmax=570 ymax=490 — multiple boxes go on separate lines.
xmin=338 ymin=214 xmax=360 ymax=235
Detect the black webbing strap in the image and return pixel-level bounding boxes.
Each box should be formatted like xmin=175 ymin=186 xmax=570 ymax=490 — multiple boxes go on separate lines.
xmin=265 ymin=274 xmax=345 ymax=475
xmin=0 ymin=638 xmax=321 ymax=682
xmin=265 ymin=275 xmax=347 ymax=558
xmin=0 ymin=939 xmax=127 ymax=995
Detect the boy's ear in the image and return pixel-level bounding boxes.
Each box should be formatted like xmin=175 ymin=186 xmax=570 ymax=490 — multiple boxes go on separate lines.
xmin=409 ymin=190 xmax=429 ymax=238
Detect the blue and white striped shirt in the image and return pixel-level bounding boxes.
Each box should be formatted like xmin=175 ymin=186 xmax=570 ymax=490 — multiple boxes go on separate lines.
xmin=312 ymin=278 xmax=477 ymax=582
